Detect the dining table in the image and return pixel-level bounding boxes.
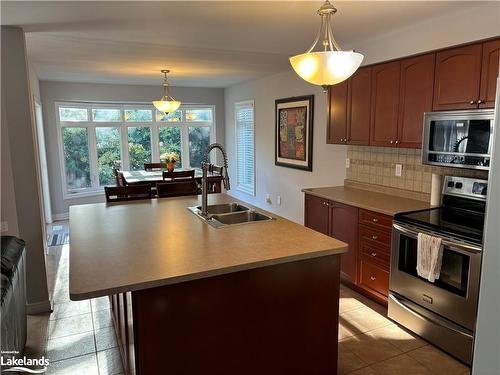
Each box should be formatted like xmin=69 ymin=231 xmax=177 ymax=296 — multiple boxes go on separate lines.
xmin=122 ymin=169 xmax=223 ymax=193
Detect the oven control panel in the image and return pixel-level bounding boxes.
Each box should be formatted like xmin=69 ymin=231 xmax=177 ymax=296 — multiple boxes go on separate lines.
xmin=443 ymin=176 xmax=488 ymax=200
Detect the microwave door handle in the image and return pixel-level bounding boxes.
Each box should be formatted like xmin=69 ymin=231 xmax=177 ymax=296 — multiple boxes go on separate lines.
xmin=393 ymin=223 xmax=482 ymax=254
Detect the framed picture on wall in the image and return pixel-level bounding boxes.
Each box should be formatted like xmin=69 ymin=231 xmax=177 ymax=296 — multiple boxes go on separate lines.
xmin=275 ymin=95 xmax=314 ymax=171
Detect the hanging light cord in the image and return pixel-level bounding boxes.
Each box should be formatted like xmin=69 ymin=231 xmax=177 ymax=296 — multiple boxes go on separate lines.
xmin=160 ymin=69 xmax=172 ymax=100
xmin=306 ymin=0 xmax=343 ymax=54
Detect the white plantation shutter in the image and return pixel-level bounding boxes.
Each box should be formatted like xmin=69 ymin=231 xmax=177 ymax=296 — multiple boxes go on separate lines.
xmin=235 ymin=100 xmax=255 ymax=195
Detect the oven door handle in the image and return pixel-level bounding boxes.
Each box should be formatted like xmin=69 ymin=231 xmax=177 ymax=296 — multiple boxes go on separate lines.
xmin=389 ymin=293 xmax=473 ymax=339
xmin=393 ymin=223 xmax=482 ymax=254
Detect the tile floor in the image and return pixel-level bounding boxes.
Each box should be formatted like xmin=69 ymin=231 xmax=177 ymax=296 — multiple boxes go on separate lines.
xmin=24 ymin=221 xmax=470 ymax=375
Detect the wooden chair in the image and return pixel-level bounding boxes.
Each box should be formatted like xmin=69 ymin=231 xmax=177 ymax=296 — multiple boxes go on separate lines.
xmin=156 ymin=181 xmax=200 ymax=198
xmin=144 ymin=162 xmax=167 ymax=171
xmin=104 ymin=185 xmax=152 ymax=203
xmin=113 ymin=168 xmax=127 ymax=186
xmin=162 ymin=170 xmax=195 ymax=180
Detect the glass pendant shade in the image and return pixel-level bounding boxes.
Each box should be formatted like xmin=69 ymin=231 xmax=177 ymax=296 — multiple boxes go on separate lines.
xmin=290 ymin=1 xmax=363 ymax=90
xmin=152 ymin=70 xmax=181 ymax=113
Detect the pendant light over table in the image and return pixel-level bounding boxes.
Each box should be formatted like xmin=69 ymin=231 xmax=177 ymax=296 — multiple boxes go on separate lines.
xmin=153 ymin=69 xmax=181 ymax=113
xmin=289 ymin=0 xmax=363 ymax=92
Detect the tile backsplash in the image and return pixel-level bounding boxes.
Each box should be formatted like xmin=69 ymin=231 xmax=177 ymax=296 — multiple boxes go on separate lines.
xmin=346 ymin=145 xmax=488 ymax=195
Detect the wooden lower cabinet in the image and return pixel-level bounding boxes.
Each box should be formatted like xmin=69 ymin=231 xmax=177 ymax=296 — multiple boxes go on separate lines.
xmin=304 ymin=194 xmax=392 ymax=305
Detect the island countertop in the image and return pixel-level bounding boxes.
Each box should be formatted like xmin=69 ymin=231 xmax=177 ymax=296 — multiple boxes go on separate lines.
xmin=69 ymin=194 xmax=347 ymax=300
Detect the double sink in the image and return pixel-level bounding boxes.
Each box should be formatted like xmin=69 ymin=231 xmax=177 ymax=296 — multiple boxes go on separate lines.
xmin=188 ymin=203 xmax=273 ymax=228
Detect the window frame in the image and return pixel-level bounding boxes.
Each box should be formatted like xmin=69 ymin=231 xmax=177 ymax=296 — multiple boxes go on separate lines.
xmin=56 ymin=101 xmax=216 ymax=199
xmin=234 ymin=100 xmax=256 ymax=196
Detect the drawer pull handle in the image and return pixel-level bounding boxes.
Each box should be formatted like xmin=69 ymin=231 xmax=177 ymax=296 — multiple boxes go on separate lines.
xmin=371 ymin=252 xmax=377 ymax=257
xmin=370 ymin=276 xmax=376 ymax=281
xmin=372 ymin=218 xmax=378 ymax=223
xmin=372 ymin=235 xmax=378 ymax=240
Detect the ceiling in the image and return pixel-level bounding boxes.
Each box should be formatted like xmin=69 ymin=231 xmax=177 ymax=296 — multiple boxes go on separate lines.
xmin=1 ymin=1 xmax=486 ymax=87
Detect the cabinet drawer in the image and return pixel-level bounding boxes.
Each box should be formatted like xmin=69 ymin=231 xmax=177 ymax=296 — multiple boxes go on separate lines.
xmin=359 ymin=225 xmax=392 ymax=249
xmin=360 ymin=240 xmax=390 ymax=267
xmin=359 ymin=260 xmax=389 ymax=297
xmin=359 ymin=209 xmax=392 ymax=231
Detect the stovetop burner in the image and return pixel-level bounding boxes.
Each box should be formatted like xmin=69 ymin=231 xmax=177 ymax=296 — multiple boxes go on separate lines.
xmin=394 ymin=207 xmax=484 ymax=244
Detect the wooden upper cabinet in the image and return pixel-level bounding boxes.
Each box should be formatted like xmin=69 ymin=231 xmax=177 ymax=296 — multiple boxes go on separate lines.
xmin=304 ymin=194 xmax=329 ymax=236
xmin=433 ymin=44 xmax=483 ymax=110
xmin=370 ymin=61 xmax=401 ymax=147
xmin=330 ymin=202 xmax=358 ymax=285
xmin=347 ymin=67 xmax=371 ymax=145
xmin=397 ymin=53 xmax=435 ymax=148
xmin=479 ymin=39 xmax=500 ymax=108
xmin=327 ymin=79 xmax=348 ymax=144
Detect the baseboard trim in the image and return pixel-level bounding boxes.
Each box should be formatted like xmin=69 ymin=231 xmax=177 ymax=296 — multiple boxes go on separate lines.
xmin=26 ymin=299 xmax=53 ymax=314
xmin=52 ymin=213 xmax=69 ymax=221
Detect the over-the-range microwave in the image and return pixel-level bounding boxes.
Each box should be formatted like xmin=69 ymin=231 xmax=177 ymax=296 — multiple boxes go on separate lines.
xmin=422 ymin=109 xmax=494 ymax=170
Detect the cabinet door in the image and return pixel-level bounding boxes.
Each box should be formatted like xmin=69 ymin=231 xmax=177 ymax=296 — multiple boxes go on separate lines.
xmin=479 ymin=39 xmax=500 ymax=108
xmin=347 ymin=67 xmax=371 ymax=145
xmin=370 ymin=61 xmax=401 ymax=147
xmin=330 ymin=202 xmax=358 ymax=285
xmin=304 ymin=194 xmax=329 ymax=236
xmin=327 ymin=80 xmax=348 ymax=144
xmin=397 ymin=54 xmax=435 ymax=149
xmin=433 ymin=43 xmax=482 ymax=110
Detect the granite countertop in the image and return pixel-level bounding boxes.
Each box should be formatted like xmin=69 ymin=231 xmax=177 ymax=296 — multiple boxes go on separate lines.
xmin=302 ymin=186 xmax=432 ymax=216
xmin=69 ymin=194 xmax=347 ymax=300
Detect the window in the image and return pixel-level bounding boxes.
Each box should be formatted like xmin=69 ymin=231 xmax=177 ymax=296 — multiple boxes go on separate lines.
xmin=235 ymin=101 xmax=255 ymax=195
xmin=57 ymin=102 xmax=215 ymax=197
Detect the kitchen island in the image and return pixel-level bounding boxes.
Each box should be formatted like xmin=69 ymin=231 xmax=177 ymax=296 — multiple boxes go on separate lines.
xmin=69 ymin=194 xmax=347 ymax=375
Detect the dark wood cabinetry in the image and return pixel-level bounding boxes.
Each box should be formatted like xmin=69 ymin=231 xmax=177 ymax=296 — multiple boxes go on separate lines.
xmin=326 ymin=38 xmax=499 ymax=147
xmin=327 ymin=67 xmax=371 ymax=145
xmin=304 ymin=194 xmax=329 ymax=235
xmin=304 ymin=194 xmax=392 ymax=304
xmin=479 ymin=39 xmax=500 ymax=108
xmin=397 ymin=54 xmax=435 ymax=148
xmin=330 ymin=202 xmax=358 ymax=285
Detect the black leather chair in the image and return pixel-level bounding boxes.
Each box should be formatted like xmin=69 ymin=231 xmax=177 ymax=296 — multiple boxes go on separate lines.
xmin=1 ymin=236 xmax=27 ymax=359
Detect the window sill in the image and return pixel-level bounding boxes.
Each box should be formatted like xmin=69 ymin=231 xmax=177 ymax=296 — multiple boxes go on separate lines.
xmin=63 ymin=189 xmax=105 ymax=200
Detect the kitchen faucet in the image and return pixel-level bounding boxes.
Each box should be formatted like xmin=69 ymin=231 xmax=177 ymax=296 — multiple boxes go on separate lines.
xmin=201 ymin=143 xmax=230 ymax=216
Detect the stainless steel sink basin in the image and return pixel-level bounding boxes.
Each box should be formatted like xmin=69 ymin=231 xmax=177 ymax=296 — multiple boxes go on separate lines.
xmin=188 ymin=204 xmax=273 ymax=228
xmin=211 ymin=211 xmax=273 ymax=226
xmin=193 ymin=203 xmax=249 ymax=215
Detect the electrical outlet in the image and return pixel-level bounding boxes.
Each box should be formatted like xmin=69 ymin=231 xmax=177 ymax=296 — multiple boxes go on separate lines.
xmin=1 ymin=221 xmax=8 ymax=232
xmin=395 ymin=164 xmax=402 ymax=177
xmin=266 ymin=194 xmax=272 ymax=204
xmin=346 ymin=158 xmax=350 ymax=168
xmin=277 ymin=196 xmax=282 ymax=206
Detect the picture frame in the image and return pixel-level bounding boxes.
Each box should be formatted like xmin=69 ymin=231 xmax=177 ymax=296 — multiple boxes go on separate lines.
xmin=275 ymin=95 xmax=314 ymax=171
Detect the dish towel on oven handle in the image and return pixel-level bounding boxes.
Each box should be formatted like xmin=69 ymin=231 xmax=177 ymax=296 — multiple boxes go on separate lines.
xmin=416 ymin=232 xmax=444 ymax=283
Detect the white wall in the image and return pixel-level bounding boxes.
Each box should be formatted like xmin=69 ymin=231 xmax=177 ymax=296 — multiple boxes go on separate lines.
xmin=225 ymin=70 xmax=347 ymax=224
xmin=472 ymin=78 xmax=500 ymax=374
xmin=224 ymin=1 xmax=499 ymax=224
xmin=40 ymin=81 xmax=225 ymax=217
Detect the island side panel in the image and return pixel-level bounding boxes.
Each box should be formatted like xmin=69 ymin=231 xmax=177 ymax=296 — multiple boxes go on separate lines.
xmin=131 ymin=255 xmax=341 ymax=375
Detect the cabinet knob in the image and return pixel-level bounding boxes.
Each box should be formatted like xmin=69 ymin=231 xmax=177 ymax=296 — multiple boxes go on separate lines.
xmin=372 ymin=218 xmax=378 ymax=223
xmin=478 ymin=99 xmax=483 ymax=104
xmin=372 ymin=235 xmax=378 ymax=240
xmin=371 ymin=252 xmax=377 ymax=257
xmin=390 ymin=140 xmax=394 ymax=144
xmin=370 ymin=276 xmax=376 ymax=281
xmin=395 ymin=140 xmax=400 ymax=145
xmin=470 ymin=100 xmax=476 ymax=104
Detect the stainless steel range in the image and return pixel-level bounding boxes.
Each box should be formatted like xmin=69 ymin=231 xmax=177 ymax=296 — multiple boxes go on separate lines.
xmin=388 ymin=176 xmax=487 ymax=365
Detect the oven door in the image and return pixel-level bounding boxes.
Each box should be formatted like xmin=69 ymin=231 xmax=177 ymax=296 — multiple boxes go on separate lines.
xmin=390 ymin=223 xmax=481 ymax=330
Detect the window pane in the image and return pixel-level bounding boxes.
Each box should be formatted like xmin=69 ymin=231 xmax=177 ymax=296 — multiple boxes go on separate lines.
xmin=185 ymin=109 xmax=212 ymax=122
xmin=156 ymin=110 xmax=182 ymax=122
xmin=92 ymin=108 xmax=121 ymax=122
xmin=124 ymin=109 xmax=152 ymax=122
xmin=236 ymin=103 xmax=255 ymax=195
xmin=128 ymin=127 xmax=152 ymax=170
xmin=62 ymin=127 xmax=91 ymax=191
xmin=96 ymin=127 xmax=121 ymax=186
xmin=159 ymin=127 xmax=182 ymax=168
xmin=188 ymin=126 xmax=211 ymax=169
xmin=59 ymin=107 xmax=88 ymax=122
